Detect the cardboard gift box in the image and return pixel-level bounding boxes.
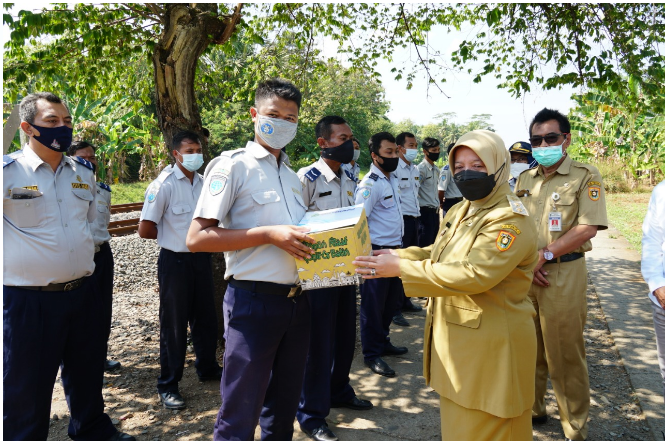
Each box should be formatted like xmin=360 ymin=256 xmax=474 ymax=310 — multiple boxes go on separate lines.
xmin=296 ymin=204 xmax=372 ymax=291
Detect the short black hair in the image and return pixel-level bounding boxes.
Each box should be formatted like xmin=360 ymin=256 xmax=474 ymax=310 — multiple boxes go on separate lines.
xmin=447 ymin=142 xmax=455 ymax=154
xmin=315 ymin=115 xmax=347 ymax=140
xmin=255 ymin=79 xmax=302 ymax=109
xmin=422 ymin=137 xmax=440 ymax=151
xmin=67 ymin=140 xmax=95 ymax=157
xmin=395 ymin=132 xmax=416 ymax=147
xmin=19 ymin=92 xmax=65 ymax=124
xmin=529 ymin=108 xmax=571 ymax=136
xmin=368 ymin=132 xmax=396 ymax=155
xmin=172 ymin=130 xmax=201 ymax=151
xmin=201 ymin=127 xmax=210 ymax=138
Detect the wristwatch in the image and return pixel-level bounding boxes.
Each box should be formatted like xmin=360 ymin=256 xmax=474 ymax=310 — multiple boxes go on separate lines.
xmin=543 ymin=247 xmax=554 ymax=261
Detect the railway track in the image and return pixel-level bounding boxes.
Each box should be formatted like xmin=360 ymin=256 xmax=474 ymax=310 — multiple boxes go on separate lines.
xmin=108 ymin=202 xmax=143 ymax=236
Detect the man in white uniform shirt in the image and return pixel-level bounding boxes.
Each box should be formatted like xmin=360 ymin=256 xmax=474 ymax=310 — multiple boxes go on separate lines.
xmin=139 ymin=130 xmax=221 ymax=410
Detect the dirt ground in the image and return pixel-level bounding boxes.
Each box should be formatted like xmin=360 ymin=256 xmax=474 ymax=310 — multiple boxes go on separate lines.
xmin=47 ymin=277 xmax=653 ymax=441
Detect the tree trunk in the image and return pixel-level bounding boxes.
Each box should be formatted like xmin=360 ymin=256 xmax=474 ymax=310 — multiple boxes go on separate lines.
xmin=152 ymin=3 xmax=242 ymax=161
xmin=151 ymin=3 xmax=242 ymax=346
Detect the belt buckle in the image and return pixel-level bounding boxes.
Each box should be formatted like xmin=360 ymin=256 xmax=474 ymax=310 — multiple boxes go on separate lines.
xmin=63 ymin=282 xmax=75 ymax=291
xmin=287 ymin=286 xmax=302 ymax=298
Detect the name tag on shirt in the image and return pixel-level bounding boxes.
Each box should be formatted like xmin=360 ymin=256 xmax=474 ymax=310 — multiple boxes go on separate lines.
xmin=319 ymin=191 xmax=332 ymax=197
xmin=548 ymin=211 xmax=562 ymax=231
xmin=384 ymin=195 xmax=393 ymax=200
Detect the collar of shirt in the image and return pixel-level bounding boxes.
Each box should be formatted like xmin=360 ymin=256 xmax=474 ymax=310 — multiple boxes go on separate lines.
xmin=422 ymin=160 xmax=434 ymax=171
xmin=315 ymin=157 xmax=340 ymax=182
xmin=537 ymin=154 xmax=572 ymax=177
xmin=246 ymin=140 xmax=292 ymax=167
xmin=172 ymin=162 xmax=202 ymax=185
xmin=369 ymin=163 xmax=390 ymax=180
xmin=22 ymin=144 xmax=66 ymax=172
xmin=399 ymin=157 xmax=414 ymax=169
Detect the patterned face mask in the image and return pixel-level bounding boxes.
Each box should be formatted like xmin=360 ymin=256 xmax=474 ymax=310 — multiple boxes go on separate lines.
xmin=256 ymin=114 xmax=298 ymax=149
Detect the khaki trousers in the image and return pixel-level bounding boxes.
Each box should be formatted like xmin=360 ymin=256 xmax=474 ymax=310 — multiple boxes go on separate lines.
xmin=529 ymin=257 xmax=589 ymax=441
xmin=440 ymin=396 xmax=532 ymax=441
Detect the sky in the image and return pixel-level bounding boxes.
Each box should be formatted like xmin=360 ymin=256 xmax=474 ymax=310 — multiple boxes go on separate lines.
xmin=318 ymin=19 xmax=581 ymax=146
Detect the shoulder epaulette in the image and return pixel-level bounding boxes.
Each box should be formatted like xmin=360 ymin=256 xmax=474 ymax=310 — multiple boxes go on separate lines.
xmin=443 ymin=165 xmax=449 ymax=171
xmin=305 ymin=167 xmax=322 ymax=182
xmin=221 ymin=148 xmax=246 ymax=158
xmin=156 ymin=165 xmax=175 ymax=183
xmin=73 ymin=156 xmax=94 ymax=171
xmin=3 ymin=155 xmax=15 ymax=168
xmin=97 ymin=182 xmax=112 ymax=193
xmin=343 ymin=168 xmax=357 ymax=182
xmin=368 ymin=172 xmax=379 ymax=181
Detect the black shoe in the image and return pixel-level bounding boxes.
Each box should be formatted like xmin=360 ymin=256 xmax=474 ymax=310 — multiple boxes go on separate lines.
xmin=364 ymin=357 xmax=395 ymax=377
xmin=402 ymin=303 xmax=423 ymax=313
xmin=331 ymin=396 xmax=373 ymax=410
xmin=301 ymin=425 xmax=338 ymax=441
xmin=382 ymin=342 xmax=408 ymax=356
xmin=104 ymin=360 xmax=121 ymax=372
xmin=198 ymin=366 xmax=223 ymax=382
xmin=392 ymin=313 xmax=410 ymax=327
xmin=159 ymin=391 xmax=186 ymax=410
xmin=106 ymin=432 xmax=136 ymax=441
xmin=532 ymin=414 xmax=547 ymax=425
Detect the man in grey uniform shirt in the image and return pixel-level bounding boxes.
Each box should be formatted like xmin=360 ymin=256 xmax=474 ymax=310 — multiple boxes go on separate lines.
xmin=438 ymin=142 xmax=464 ymax=214
xmin=296 ymin=116 xmax=373 ymax=441
xmin=3 ymin=92 xmax=133 ymax=441
xmin=68 ymin=140 xmax=121 ymax=372
xmin=139 ymin=130 xmax=221 ymax=410
xmin=417 ymin=137 xmax=441 ymax=247
xmin=187 ymin=79 xmax=316 ymax=441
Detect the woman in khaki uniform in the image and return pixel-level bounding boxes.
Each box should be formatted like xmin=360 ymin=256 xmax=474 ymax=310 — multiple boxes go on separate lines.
xmin=353 ymin=130 xmax=539 ymax=441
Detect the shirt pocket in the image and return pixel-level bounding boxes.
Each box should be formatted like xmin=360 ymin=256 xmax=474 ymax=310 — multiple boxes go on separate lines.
xmin=380 ymin=196 xmax=396 ymax=209
xmin=315 ymin=196 xmax=338 ymax=211
xmin=443 ymin=303 xmax=482 ymax=329
xmin=555 ymin=193 xmax=577 ymax=226
xmin=170 ymin=203 xmax=192 ymax=230
xmin=71 ymin=188 xmax=94 ymax=221
xmin=5 ymin=195 xmax=46 ymax=228
xmin=251 ymin=190 xmax=281 ymax=226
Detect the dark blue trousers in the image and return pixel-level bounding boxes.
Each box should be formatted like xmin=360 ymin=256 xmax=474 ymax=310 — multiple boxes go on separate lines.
xmin=93 ymin=242 xmax=114 ymax=358
xmin=400 ymin=216 xmax=420 ymax=310
xmin=297 ymin=285 xmax=357 ymax=432
xmin=214 ymin=283 xmax=311 ymax=441
xmin=157 ymin=248 xmax=220 ymax=393
xmin=360 ymin=245 xmax=404 ymax=361
xmin=418 ymin=207 xmax=439 ymax=247
xmin=3 ymin=281 xmax=116 ymax=441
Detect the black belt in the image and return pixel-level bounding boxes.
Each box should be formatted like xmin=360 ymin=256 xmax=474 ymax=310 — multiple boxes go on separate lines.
xmin=420 ymin=206 xmax=438 ymax=212
xmin=229 ymin=277 xmax=302 ymax=297
xmin=21 ymin=277 xmax=85 ymax=292
xmin=403 ymin=215 xmax=419 ymax=219
xmin=372 ymin=244 xmax=401 ymax=250
xmin=546 ymin=252 xmax=584 ymax=264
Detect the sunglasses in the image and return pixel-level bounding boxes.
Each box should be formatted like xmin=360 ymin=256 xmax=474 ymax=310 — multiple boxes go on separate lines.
xmin=529 ymin=133 xmax=569 ymax=146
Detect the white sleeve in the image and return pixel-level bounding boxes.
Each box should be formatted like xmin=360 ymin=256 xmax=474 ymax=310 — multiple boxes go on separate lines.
xmin=642 ymin=182 xmax=665 ymax=293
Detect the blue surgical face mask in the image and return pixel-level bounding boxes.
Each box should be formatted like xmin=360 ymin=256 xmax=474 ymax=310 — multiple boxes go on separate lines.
xmin=532 ymin=144 xmax=564 ymax=167
xmin=404 ymin=149 xmax=418 ymax=162
xmin=178 ymin=153 xmax=204 ymax=172
xmin=352 ymin=149 xmax=360 ymax=162
xmin=30 ymin=124 xmax=73 ymax=152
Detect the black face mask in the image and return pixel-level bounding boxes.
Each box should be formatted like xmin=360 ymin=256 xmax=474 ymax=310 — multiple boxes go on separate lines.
xmin=425 ymin=150 xmax=440 ymax=162
xmin=321 ymin=139 xmax=354 ymax=164
xmin=376 ymin=154 xmax=399 ymax=173
xmin=31 ymin=124 xmax=73 ymax=152
xmin=454 ymin=163 xmax=504 ymax=201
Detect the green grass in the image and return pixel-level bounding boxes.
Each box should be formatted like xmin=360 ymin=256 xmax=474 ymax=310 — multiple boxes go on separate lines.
xmin=111 ymin=182 xmax=149 ymax=205
xmin=606 ymin=193 xmax=651 ymax=253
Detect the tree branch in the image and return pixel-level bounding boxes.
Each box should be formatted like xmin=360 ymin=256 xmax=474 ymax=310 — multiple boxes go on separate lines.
xmin=398 ymin=3 xmax=449 ymax=98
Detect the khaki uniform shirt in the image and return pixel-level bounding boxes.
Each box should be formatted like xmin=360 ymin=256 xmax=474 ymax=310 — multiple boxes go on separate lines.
xmin=91 ymin=182 xmax=112 ymax=246
xmin=515 ymin=155 xmax=608 ymax=252
xmin=193 ymin=141 xmax=307 ymax=285
xmin=417 ymin=159 xmax=440 ymax=209
xmin=397 ymin=183 xmax=538 ymax=418
xmin=3 ymin=147 xmax=97 ymax=286
xmin=297 ymin=157 xmax=356 ymax=211
xmin=140 ymin=164 xmax=203 ymax=253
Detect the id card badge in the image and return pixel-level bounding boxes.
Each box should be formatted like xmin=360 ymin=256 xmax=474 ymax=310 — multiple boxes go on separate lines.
xmin=548 ymin=211 xmax=562 ymax=232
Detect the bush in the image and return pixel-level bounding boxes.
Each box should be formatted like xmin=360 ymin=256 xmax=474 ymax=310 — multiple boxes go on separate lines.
xmin=590 ymin=158 xmax=653 ymax=194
